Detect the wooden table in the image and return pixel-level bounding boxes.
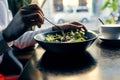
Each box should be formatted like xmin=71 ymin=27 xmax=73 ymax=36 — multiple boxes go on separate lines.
xmin=18 ymin=39 xmax=120 ymax=80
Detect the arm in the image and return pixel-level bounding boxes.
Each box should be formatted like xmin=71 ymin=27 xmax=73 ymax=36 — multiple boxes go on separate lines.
xmin=3 ymin=4 xmax=44 ymax=42
xmin=0 ymin=4 xmax=44 ymax=63
xmin=13 ymin=27 xmax=52 ymax=49
xmin=13 ymin=21 xmax=85 ymax=49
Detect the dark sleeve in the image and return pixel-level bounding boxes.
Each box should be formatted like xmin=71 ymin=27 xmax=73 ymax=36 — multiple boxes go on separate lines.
xmin=0 ymin=32 xmax=10 ymax=56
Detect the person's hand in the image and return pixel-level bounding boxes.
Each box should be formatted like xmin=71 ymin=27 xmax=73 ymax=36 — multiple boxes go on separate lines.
xmin=2 ymin=4 xmax=44 ymax=42
xmin=52 ymin=21 xmax=87 ymax=31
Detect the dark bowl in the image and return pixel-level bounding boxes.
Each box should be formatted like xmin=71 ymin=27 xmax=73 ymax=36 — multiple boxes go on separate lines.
xmin=34 ymin=30 xmax=97 ymax=54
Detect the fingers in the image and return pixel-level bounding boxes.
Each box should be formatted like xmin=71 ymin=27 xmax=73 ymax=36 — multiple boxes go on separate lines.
xmin=53 ymin=21 xmax=87 ymax=32
xmin=69 ymin=21 xmax=88 ymax=31
xmin=58 ymin=23 xmax=87 ymax=32
xmin=37 ymin=22 xmax=42 ymax=28
xmin=58 ymin=24 xmax=79 ymax=31
xmin=81 ymin=25 xmax=88 ymax=31
xmin=30 ymin=21 xmax=42 ymax=28
xmin=21 ymin=4 xmax=44 ymax=17
xmin=66 ymin=24 xmax=82 ymax=30
xmin=22 ymin=4 xmax=41 ymax=10
xmin=20 ymin=4 xmax=44 ymax=28
xmin=22 ymin=13 xmax=44 ymax=27
xmin=70 ymin=21 xmax=82 ymax=25
xmin=22 ymin=4 xmax=44 ymax=16
xmin=21 ymin=9 xmax=44 ymax=17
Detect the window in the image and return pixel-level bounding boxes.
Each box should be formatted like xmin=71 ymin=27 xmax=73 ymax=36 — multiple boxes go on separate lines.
xmin=76 ymin=9 xmax=88 ymax=12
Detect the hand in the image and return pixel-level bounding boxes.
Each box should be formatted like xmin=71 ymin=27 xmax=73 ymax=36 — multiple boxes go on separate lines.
xmin=2 ymin=4 xmax=44 ymax=42
xmin=52 ymin=21 xmax=87 ymax=31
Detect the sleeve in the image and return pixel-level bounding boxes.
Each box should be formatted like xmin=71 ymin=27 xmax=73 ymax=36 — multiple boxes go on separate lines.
xmin=0 ymin=0 xmax=10 ymax=31
xmin=0 ymin=55 xmax=4 ymax=64
xmin=13 ymin=27 xmax=53 ymax=49
xmin=0 ymin=32 xmax=10 ymax=64
xmin=0 ymin=0 xmax=11 ymax=64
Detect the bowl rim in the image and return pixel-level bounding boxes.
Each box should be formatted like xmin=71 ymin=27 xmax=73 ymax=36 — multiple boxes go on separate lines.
xmin=34 ymin=30 xmax=98 ymax=44
xmin=101 ymin=24 xmax=120 ymax=27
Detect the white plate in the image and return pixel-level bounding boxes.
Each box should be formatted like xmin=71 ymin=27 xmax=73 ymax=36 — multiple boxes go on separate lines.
xmin=99 ymin=36 xmax=120 ymax=45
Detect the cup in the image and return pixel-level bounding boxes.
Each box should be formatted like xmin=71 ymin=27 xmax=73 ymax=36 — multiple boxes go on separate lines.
xmin=99 ymin=24 xmax=120 ymax=39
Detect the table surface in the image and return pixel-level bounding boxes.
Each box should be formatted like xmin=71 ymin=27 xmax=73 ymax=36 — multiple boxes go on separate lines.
xmin=18 ymin=39 xmax=120 ymax=80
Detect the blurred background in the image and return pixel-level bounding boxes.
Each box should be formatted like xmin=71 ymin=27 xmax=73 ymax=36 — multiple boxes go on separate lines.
xmin=8 ymin=0 xmax=120 ymax=31
xmin=38 ymin=0 xmax=120 ymax=31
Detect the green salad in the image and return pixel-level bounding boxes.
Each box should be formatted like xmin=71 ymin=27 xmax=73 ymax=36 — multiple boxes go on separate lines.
xmin=45 ymin=30 xmax=88 ymax=42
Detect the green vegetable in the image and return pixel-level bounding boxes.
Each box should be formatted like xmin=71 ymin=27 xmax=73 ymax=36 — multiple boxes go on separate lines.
xmin=45 ymin=30 xmax=88 ymax=42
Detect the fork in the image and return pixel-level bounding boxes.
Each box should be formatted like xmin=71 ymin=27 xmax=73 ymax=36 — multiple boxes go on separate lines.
xmin=44 ymin=17 xmax=62 ymax=30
